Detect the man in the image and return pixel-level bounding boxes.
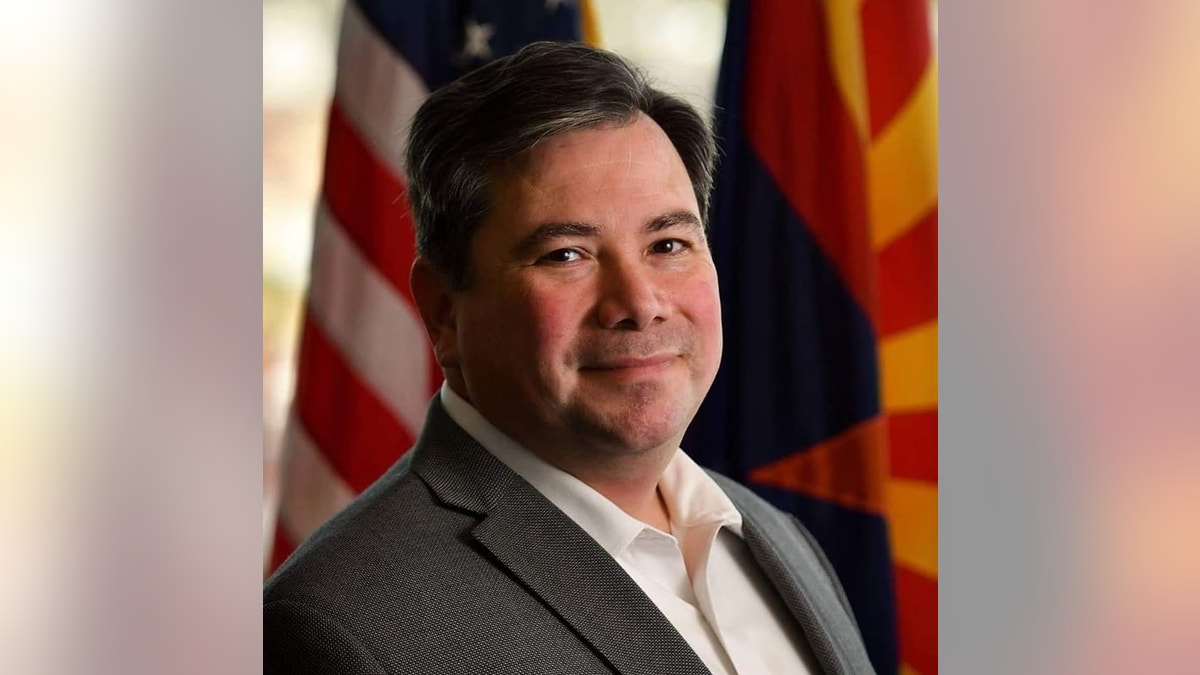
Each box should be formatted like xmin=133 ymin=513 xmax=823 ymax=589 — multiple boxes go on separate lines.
xmin=264 ymin=42 xmax=874 ymax=675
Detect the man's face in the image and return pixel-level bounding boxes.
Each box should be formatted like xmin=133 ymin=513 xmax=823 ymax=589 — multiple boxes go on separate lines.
xmin=439 ymin=114 xmax=722 ymax=461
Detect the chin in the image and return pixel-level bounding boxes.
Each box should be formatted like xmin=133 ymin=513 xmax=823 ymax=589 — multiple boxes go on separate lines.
xmin=572 ymin=401 xmax=695 ymax=455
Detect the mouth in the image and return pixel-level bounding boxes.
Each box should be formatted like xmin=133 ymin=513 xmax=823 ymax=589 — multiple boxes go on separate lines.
xmin=580 ymin=354 xmax=677 ymax=378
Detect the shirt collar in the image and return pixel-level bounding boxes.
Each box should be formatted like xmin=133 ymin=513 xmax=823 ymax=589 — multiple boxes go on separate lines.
xmin=659 ymin=451 xmax=743 ymax=537
xmin=439 ymin=383 xmax=742 ymax=553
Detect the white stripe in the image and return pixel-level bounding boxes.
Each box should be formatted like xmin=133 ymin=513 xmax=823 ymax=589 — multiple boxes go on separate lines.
xmin=335 ymin=0 xmax=429 ymax=178
xmin=278 ymin=419 xmax=356 ymax=542
xmin=307 ymin=204 xmax=432 ymax=437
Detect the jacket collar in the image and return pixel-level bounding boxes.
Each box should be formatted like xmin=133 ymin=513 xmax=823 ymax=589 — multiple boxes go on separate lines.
xmin=410 ymin=399 xmax=712 ymax=675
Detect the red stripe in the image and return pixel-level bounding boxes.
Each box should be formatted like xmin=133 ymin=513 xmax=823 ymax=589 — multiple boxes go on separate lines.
xmin=269 ymin=524 xmax=295 ymax=576
xmin=877 ymin=207 xmax=937 ymax=337
xmin=887 ymin=410 xmax=938 ymax=482
xmin=861 ymin=0 xmax=933 ymax=138
xmin=293 ymin=312 xmax=415 ymax=493
xmin=322 ymin=100 xmax=420 ymax=300
xmin=743 ymin=0 xmax=877 ymax=329
xmin=894 ymin=564 xmax=937 ymax=675
xmin=324 ymin=99 xmax=444 ymax=407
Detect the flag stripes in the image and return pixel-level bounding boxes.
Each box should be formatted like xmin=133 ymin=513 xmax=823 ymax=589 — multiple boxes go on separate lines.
xmin=293 ymin=313 xmax=416 ymax=494
xmin=886 ymin=411 xmax=938 ymax=482
xmin=893 ymin=564 xmax=937 ymax=675
xmin=886 ymin=479 xmax=937 ymax=576
xmin=322 ymin=103 xmax=420 ymax=297
xmin=862 ymin=0 xmax=934 ymax=138
xmin=865 ymin=0 xmax=938 ymax=670
xmin=334 ymin=1 xmax=429 ymax=178
xmin=868 ymin=64 xmax=938 ymax=250
xmin=823 ymin=0 xmax=870 ymax=142
xmin=307 ymin=207 xmax=432 ymax=435
xmin=878 ymin=207 xmax=938 ymax=336
xmin=690 ymin=0 xmax=938 ymax=672
xmin=277 ymin=422 xmax=355 ymax=543
xmin=879 ymin=322 xmax=938 ymax=411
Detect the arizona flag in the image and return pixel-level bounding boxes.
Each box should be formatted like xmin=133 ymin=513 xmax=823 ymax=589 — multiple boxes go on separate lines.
xmin=269 ymin=0 xmax=590 ymax=573
xmin=685 ymin=1 xmax=938 ymax=674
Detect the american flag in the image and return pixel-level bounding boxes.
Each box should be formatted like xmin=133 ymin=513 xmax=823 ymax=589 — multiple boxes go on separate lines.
xmin=269 ymin=0 xmax=587 ymax=572
xmin=684 ymin=0 xmax=938 ymax=673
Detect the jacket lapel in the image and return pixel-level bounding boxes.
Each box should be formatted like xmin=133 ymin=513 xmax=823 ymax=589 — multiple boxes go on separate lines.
xmin=411 ymin=400 xmax=711 ymax=675
xmin=710 ymin=470 xmax=876 ymax=674
xmin=473 ymin=488 xmax=711 ymax=675
xmin=740 ymin=519 xmax=851 ymax=675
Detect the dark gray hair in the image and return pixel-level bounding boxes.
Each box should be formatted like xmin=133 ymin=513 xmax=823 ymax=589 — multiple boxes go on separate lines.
xmin=404 ymin=41 xmax=717 ymax=289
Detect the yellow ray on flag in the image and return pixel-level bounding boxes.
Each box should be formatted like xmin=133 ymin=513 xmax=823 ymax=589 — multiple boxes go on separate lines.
xmin=869 ymin=59 xmax=939 ymax=250
xmin=880 ymin=320 xmax=938 ymax=411
xmin=887 ymin=478 xmax=938 ymax=577
xmin=823 ymin=0 xmax=870 ymax=143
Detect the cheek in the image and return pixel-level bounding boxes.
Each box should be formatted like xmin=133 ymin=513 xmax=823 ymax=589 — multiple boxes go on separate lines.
xmin=683 ymin=271 xmax=724 ymax=346
xmin=669 ymin=270 xmax=724 ymax=387
xmin=460 ymin=293 xmax=527 ymax=363
xmin=514 ymin=286 xmax=586 ymax=364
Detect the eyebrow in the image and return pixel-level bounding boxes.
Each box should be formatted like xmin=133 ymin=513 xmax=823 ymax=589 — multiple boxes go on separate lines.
xmin=646 ymin=210 xmax=703 ymax=234
xmin=510 ymin=222 xmax=600 ymax=260
xmin=510 ymin=210 xmax=704 ymax=259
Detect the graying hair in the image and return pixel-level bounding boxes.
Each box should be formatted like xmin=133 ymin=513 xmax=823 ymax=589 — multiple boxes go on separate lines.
xmin=404 ymin=41 xmax=717 ymax=289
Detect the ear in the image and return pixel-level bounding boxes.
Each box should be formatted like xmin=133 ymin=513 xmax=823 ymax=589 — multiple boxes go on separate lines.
xmin=410 ymin=258 xmax=461 ymax=370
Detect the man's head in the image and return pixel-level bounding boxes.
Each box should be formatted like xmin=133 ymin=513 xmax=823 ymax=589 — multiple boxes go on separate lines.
xmin=407 ymin=42 xmax=722 ymax=463
xmin=406 ymin=41 xmax=717 ymax=290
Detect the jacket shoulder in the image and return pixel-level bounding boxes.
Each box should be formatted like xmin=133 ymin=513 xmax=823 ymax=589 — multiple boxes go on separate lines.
xmin=264 ymin=453 xmax=469 ymax=604
xmin=262 ymin=444 xmax=613 ymax=674
xmin=264 ymin=598 xmax=387 ymax=675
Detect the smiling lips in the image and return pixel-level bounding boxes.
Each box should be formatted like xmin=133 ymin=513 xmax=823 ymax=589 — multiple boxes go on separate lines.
xmin=581 ymin=354 xmax=677 ymax=377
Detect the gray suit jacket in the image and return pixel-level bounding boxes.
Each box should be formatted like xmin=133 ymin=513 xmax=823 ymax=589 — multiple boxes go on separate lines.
xmin=264 ymin=400 xmax=875 ymax=674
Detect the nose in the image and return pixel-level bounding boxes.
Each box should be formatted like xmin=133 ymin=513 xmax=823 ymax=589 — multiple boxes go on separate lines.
xmin=595 ymin=259 xmax=670 ymax=330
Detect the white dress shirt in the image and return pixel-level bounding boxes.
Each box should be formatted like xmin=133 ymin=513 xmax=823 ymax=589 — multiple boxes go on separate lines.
xmin=441 ymin=385 xmax=819 ymax=675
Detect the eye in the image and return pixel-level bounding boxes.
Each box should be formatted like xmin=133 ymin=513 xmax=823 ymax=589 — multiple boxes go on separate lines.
xmin=540 ymin=248 xmax=583 ymax=264
xmin=652 ymin=239 xmax=690 ymax=255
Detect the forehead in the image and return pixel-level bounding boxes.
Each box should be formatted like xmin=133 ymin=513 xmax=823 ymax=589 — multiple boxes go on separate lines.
xmin=515 ymin=115 xmax=680 ymax=179
xmin=488 ymin=114 xmax=697 ymax=225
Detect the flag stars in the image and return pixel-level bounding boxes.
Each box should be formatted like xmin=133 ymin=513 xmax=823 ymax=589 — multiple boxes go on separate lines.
xmin=460 ymin=19 xmax=495 ymax=63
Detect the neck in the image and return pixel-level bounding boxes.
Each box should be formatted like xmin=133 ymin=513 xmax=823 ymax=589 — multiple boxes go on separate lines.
xmin=553 ymin=450 xmax=675 ymax=532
